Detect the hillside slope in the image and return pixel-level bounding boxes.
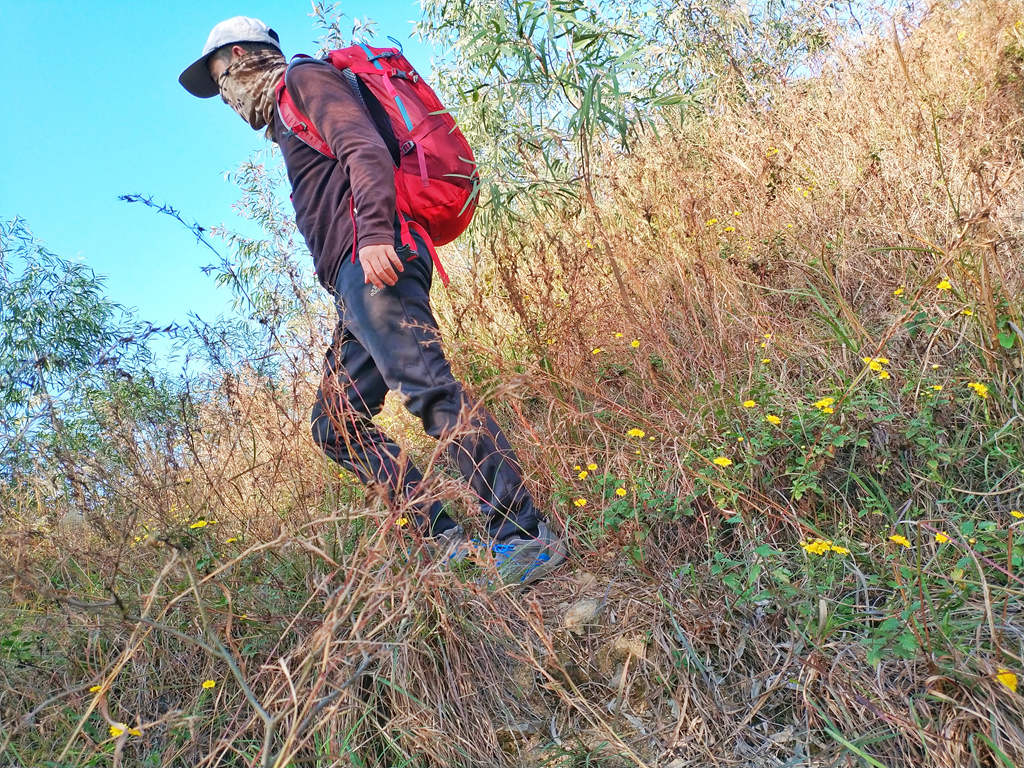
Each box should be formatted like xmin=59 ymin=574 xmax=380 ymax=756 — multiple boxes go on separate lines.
xmin=3 ymin=2 xmax=1024 ymax=766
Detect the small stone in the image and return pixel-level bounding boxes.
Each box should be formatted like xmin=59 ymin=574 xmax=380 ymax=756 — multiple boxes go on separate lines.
xmin=611 ymin=634 xmax=646 ymax=662
xmin=563 ymin=598 xmax=602 ymax=634
xmin=496 ymin=720 xmax=544 ymax=740
xmin=609 ymin=663 xmax=626 ymax=689
xmin=576 ymin=571 xmax=599 ymax=591
xmin=508 ymin=664 xmax=536 ymax=693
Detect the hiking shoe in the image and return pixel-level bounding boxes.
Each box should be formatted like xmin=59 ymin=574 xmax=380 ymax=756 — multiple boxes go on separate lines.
xmin=424 ymin=524 xmax=473 ymax=565
xmin=489 ymin=521 xmax=568 ymax=586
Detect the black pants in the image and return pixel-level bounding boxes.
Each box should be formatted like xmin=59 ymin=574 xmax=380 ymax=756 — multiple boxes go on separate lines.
xmin=310 ymin=224 xmax=540 ymax=541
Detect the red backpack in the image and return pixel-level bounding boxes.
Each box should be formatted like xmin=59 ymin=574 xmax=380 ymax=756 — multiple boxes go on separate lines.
xmin=275 ymin=44 xmax=479 ymax=285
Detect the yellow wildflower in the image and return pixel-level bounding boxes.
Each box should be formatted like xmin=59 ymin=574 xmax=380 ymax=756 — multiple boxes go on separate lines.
xmin=801 ymin=538 xmax=849 ymax=556
xmin=615 ymin=487 xmax=627 ymax=497
xmin=226 ymin=537 xmax=237 ymax=543
xmin=1011 ymin=510 xmax=1023 ymax=519
xmin=89 ymin=684 xmax=102 ymax=693
xmin=712 ymin=456 xmax=733 ymax=467
xmin=962 ymin=308 xmax=973 ymax=316
xmin=967 ymin=382 xmax=989 ymax=399
xmin=996 ymin=669 xmax=1018 ymax=693
xmin=811 ymin=399 xmax=835 ymax=417
xmin=574 ymin=465 xmax=581 ymax=471
xmin=109 ymin=724 xmax=141 ymax=738
xmin=592 ymin=347 xmax=603 ymax=355
xmin=893 ymin=287 xmax=904 ymax=297
xmin=705 ymin=218 xmax=718 ymax=226
xmin=889 ymin=534 xmax=911 ymax=548
xmin=935 ymin=532 xmax=950 ymax=543
xmin=577 ymin=471 xmax=588 ymax=480
xmin=722 ymin=226 xmax=736 ymax=233
xmin=800 ymin=538 xmax=831 ymax=555
xmin=766 ymin=414 xmax=781 ymax=425
xmin=189 ymin=520 xmax=208 ymax=529
xmin=587 ymin=463 xmax=598 ymax=471
xmin=937 ymin=278 xmax=952 ymax=291
xmin=626 ymin=428 xmax=646 ymax=438
xmin=862 ymin=357 xmax=891 ymax=381
xmin=573 ymin=498 xmax=587 ymax=507
xmin=202 ymin=680 xmax=216 ymax=689
xmin=614 ymin=332 xmax=623 ymax=338
xmin=397 ymin=517 xmax=408 ymax=527
xmin=931 ymin=385 xmax=943 ymax=391
xmin=742 ymin=399 xmax=757 ymax=408
xmin=630 ymin=339 xmax=640 ymax=348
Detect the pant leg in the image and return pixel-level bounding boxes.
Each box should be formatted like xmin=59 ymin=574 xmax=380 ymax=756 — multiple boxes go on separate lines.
xmin=310 ymin=314 xmax=456 ymax=535
xmin=332 ymin=226 xmax=541 ymax=541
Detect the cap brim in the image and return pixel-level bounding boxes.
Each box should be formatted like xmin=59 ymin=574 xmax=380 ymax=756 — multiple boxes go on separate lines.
xmin=179 ymin=54 xmax=220 ymax=98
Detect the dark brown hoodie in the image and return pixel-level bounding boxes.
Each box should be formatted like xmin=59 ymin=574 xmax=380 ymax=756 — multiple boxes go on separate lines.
xmin=272 ymin=59 xmax=397 ymax=290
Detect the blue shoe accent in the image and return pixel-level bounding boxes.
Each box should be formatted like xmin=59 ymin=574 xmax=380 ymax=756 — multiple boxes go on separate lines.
xmin=481 ymin=522 xmax=568 ymax=587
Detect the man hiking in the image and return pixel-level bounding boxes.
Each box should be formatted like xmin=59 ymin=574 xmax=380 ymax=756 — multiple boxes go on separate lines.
xmin=179 ymin=16 xmax=566 ymax=585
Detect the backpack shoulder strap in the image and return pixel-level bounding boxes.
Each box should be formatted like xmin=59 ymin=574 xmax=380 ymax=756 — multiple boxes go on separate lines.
xmin=337 ymin=66 xmax=400 ymax=165
xmin=276 ymin=57 xmax=334 ymax=157
xmin=276 ymin=54 xmax=398 ymax=164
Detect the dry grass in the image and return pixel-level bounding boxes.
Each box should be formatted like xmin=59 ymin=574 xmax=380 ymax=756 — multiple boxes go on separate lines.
xmin=3 ymin=2 xmax=1024 ymax=766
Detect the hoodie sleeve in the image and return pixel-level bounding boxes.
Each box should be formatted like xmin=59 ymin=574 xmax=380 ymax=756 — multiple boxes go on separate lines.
xmin=285 ymin=60 xmax=396 ymax=250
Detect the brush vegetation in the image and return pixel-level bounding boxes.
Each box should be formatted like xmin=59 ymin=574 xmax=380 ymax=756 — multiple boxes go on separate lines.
xmin=2 ymin=1 xmax=1024 ymax=766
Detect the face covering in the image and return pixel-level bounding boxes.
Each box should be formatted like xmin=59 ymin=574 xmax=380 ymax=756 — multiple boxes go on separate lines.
xmin=218 ymin=49 xmax=287 ymax=137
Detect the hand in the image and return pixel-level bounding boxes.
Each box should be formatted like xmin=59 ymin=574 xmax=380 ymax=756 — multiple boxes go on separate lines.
xmin=358 ymin=243 xmax=404 ymax=290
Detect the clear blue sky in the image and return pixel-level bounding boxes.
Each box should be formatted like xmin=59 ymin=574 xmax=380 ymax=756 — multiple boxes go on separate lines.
xmin=1 ymin=0 xmax=434 ymax=361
